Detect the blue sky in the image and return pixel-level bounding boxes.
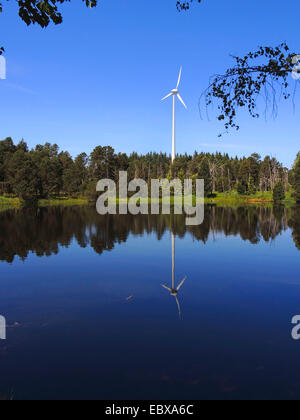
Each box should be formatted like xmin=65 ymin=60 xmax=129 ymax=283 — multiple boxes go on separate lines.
xmin=0 ymin=0 xmax=299 ymax=167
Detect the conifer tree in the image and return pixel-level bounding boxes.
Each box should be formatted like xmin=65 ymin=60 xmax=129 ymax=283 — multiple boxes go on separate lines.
xmin=198 ymin=159 xmax=212 ymax=196
xmin=248 ymin=176 xmax=257 ymax=195
xmin=273 ymin=181 xmax=285 ymax=203
xmin=292 ymin=153 xmax=300 ymax=204
xmin=237 ymin=180 xmax=248 ymax=195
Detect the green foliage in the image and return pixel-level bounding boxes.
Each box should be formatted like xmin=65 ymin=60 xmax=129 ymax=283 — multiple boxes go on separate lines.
xmin=0 ymin=137 xmax=295 ymax=203
xmin=204 ymin=190 xmax=275 ymax=206
xmin=90 ymin=146 xmax=116 ymax=180
xmin=84 ymin=180 xmax=98 ymax=201
xmin=292 ymin=153 xmax=300 ymax=204
xmin=63 ymin=153 xmax=88 ymax=196
xmin=237 ymin=180 xmax=248 ymax=195
xmin=177 ymin=168 xmax=185 ymax=183
xmin=248 ymin=176 xmax=257 ymax=195
xmin=273 ymin=181 xmax=285 ymax=203
xmin=6 ymin=150 xmax=40 ymax=200
xmin=38 ymin=197 xmax=88 ymax=207
xmin=0 ymin=195 xmax=20 ymax=211
xmin=286 ymin=183 xmax=293 ymax=193
xmin=197 ymin=159 xmax=212 ymax=196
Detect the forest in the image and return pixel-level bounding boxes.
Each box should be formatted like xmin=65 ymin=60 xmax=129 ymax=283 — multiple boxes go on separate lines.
xmin=1 ymin=137 xmax=300 ymax=203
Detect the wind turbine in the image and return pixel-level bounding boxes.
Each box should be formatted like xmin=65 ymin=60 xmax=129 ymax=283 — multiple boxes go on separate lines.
xmin=161 ymin=67 xmax=187 ymax=163
xmin=161 ymin=233 xmax=187 ymax=319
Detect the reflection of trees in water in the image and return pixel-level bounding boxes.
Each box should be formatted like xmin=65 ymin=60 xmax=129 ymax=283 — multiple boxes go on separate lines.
xmin=188 ymin=206 xmax=289 ymax=245
xmin=0 ymin=205 xmax=298 ymax=263
xmin=288 ymin=207 xmax=300 ymax=251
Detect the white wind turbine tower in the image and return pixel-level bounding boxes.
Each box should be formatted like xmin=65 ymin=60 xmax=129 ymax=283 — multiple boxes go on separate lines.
xmin=161 ymin=67 xmax=187 ymax=163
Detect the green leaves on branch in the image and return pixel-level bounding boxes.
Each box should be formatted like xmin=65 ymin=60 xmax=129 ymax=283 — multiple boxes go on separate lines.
xmin=201 ymin=43 xmax=298 ymax=134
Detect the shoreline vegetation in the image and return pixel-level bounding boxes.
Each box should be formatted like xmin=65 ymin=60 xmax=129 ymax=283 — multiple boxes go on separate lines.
xmin=0 ymin=190 xmax=296 ymax=213
xmin=1 ymin=138 xmax=300 ymax=210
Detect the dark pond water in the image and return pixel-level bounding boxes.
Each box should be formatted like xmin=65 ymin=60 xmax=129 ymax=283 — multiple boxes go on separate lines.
xmin=1 ymin=205 xmax=300 ymax=400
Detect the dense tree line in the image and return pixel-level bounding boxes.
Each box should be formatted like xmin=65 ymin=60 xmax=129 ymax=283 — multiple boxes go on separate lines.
xmin=1 ymin=137 xmax=300 ymax=201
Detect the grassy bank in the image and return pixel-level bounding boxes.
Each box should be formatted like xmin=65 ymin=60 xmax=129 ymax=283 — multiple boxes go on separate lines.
xmin=38 ymin=197 xmax=89 ymax=207
xmin=119 ymin=191 xmax=295 ymax=207
xmin=0 ymin=191 xmax=297 ymax=213
xmin=0 ymin=196 xmax=21 ymax=211
xmin=0 ymin=196 xmax=89 ymax=212
xmin=204 ymin=191 xmax=295 ymax=207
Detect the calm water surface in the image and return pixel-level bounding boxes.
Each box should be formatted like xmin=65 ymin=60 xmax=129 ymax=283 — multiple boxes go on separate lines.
xmin=1 ymin=205 xmax=300 ymax=400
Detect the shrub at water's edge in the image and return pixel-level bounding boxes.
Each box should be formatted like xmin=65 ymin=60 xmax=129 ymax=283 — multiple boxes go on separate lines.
xmin=0 ymin=196 xmax=89 ymax=212
xmin=0 ymin=196 xmax=21 ymax=211
xmin=273 ymin=181 xmax=286 ymax=203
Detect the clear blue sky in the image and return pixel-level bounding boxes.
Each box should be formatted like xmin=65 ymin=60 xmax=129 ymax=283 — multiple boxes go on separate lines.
xmin=0 ymin=0 xmax=299 ymax=167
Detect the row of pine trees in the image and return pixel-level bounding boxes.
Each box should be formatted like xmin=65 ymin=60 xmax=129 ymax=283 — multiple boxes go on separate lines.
xmin=0 ymin=137 xmax=300 ymax=202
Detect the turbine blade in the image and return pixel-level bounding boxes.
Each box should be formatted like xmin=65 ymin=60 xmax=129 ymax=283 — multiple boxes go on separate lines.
xmin=161 ymin=92 xmax=172 ymax=101
xmin=175 ymin=296 xmax=182 ymax=319
xmin=176 ymin=67 xmax=182 ymax=89
xmin=177 ymin=94 xmax=187 ymax=109
xmin=161 ymin=284 xmax=172 ymax=292
xmin=176 ymin=276 xmax=186 ymax=291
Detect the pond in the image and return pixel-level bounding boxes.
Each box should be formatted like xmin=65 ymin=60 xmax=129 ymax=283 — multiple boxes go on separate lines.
xmin=0 ymin=205 xmax=300 ymax=400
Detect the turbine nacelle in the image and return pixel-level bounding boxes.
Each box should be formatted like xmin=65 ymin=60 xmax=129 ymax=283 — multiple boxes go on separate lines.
xmin=161 ymin=67 xmax=187 ymax=109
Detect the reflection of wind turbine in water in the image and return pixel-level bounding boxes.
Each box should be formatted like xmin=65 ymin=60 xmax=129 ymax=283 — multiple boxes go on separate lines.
xmin=161 ymin=233 xmax=186 ymax=319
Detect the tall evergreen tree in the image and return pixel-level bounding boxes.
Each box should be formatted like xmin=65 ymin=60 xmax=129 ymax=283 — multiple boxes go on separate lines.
xmin=273 ymin=181 xmax=285 ymax=203
xmin=292 ymin=153 xmax=300 ymax=204
xmin=248 ymin=176 xmax=257 ymax=195
xmin=198 ymin=159 xmax=212 ymax=196
xmin=7 ymin=150 xmax=39 ymax=200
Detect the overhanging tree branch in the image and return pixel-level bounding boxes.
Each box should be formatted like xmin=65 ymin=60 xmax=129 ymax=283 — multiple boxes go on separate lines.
xmin=0 ymin=1 xmax=98 ymax=54
xmin=17 ymin=0 xmax=97 ymax=27
xmin=199 ymin=43 xmax=299 ymax=135
xmin=0 ymin=0 xmax=199 ymax=53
